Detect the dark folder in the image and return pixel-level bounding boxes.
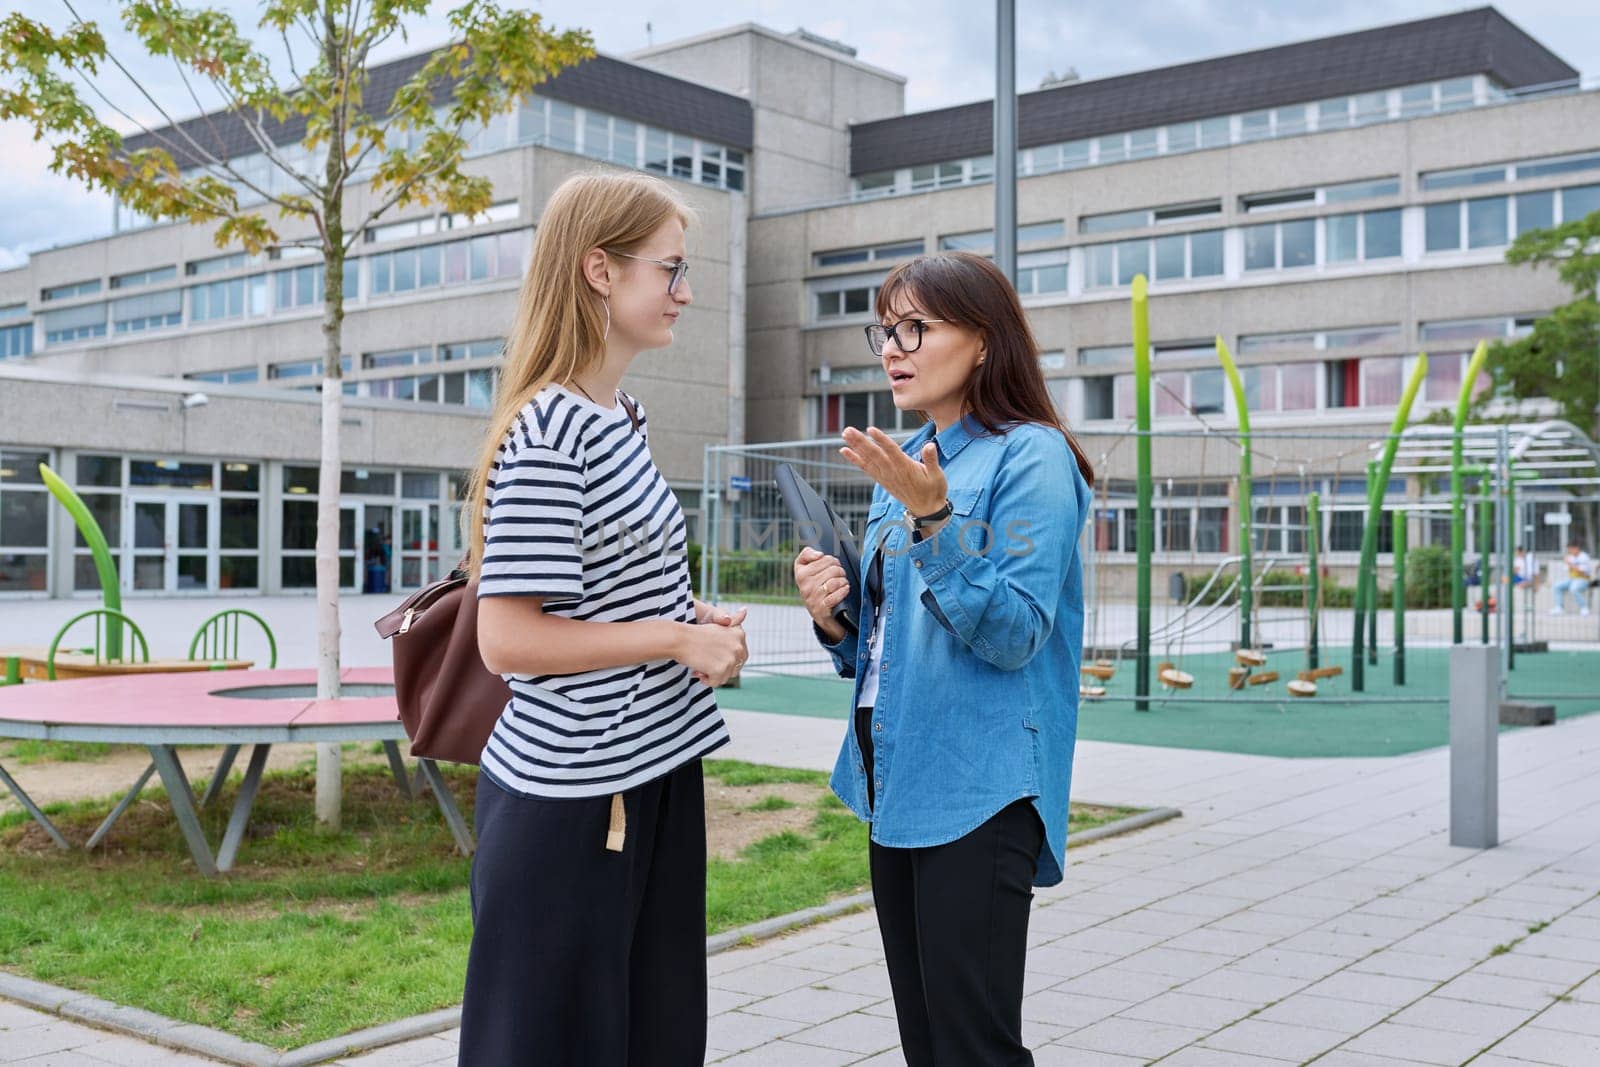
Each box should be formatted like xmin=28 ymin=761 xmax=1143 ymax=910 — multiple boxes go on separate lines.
xmin=774 ymin=463 xmax=863 ymax=636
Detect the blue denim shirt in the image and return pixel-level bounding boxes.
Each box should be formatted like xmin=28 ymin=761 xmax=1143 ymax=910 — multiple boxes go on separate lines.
xmin=815 ymin=414 xmax=1092 ymax=886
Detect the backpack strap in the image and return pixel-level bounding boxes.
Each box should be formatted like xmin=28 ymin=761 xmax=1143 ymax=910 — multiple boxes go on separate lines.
xmin=616 ymin=390 xmax=641 ymax=433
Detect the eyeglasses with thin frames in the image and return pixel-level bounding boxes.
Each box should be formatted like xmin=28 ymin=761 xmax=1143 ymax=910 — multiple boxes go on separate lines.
xmin=864 ymin=318 xmax=947 ymax=357
xmin=605 ymin=249 xmax=689 ymax=295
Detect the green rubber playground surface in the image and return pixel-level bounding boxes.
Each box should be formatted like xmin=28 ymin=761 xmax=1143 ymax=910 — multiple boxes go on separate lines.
xmin=723 ymin=647 xmax=1600 ymax=759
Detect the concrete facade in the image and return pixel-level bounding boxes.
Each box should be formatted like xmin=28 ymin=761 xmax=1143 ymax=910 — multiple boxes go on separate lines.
xmin=2 ymin=15 xmax=1596 ymax=599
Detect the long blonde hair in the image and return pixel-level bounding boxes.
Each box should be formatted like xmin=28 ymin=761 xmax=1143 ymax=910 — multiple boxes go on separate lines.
xmin=463 ymin=171 xmax=693 ymax=577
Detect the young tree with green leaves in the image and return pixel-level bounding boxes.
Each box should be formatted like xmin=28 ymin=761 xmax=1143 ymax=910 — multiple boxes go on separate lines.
xmin=1483 ymin=210 xmax=1600 ymax=435
xmin=1 ymin=0 xmax=592 ymax=827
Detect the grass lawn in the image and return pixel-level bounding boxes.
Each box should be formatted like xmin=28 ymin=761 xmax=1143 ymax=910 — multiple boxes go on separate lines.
xmin=0 ymin=756 xmax=1139 ymax=1049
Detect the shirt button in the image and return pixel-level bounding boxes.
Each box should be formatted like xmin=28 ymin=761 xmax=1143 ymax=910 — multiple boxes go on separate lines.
xmin=873 ymin=721 xmax=883 ymax=732
xmin=913 ymin=559 xmax=923 ymax=569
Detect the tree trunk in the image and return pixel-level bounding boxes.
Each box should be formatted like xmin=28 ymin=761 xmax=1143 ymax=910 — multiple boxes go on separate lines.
xmin=315 ymin=9 xmax=348 ymax=829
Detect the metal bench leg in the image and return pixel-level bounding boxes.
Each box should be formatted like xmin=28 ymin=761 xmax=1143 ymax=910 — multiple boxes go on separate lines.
xmin=382 ymin=741 xmax=415 ymax=801
xmin=0 ymin=761 xmax=70 ymax=851
xmin=200 ymin=744 xmax=242 ymax=808
xmin=416 ymin=759 xmax=473 ymax=856
xmin=148 ymin=745 xmax=217 ymax=877
xmin=86 ymin=761 xmax=158 ymax=850
xmin=216 ymin=745 xmax=271 ymax=873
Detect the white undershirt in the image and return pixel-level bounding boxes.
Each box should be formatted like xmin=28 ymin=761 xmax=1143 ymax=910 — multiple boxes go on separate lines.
xmin=857 ymin=611 xmax=885 ymax=707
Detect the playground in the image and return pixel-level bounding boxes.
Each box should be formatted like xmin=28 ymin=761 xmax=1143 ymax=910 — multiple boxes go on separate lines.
xmin=699 ymin=279 xmax=1600 ymax=756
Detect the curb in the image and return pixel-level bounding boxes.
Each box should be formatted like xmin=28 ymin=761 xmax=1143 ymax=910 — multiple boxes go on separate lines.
xmin=0 ymin=805 xmax=1179 ymax=1064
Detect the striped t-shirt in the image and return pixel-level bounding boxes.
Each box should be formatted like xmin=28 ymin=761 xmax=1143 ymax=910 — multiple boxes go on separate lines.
xmin=476 ymin=383 xmax=728 ymax=797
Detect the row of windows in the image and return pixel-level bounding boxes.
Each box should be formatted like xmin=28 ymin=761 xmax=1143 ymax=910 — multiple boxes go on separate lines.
xmin=1070 ymin=317 xmax=1529 ymax=370
xmin=1420 ymin=149 xmax=1600 ymax=191
xmin=28 ymin=231 xmax=525 ymax=348
xmin=809 ymin=188 xmax=1594 ymax=322
xmin=114 ymin=88 xmax=746 ymax=238
xmin=1423 ymin=184 xmax=1600 ymax=252
xmin=368 ymin=231 xmax=525 ymax=295
xmin=365 ymin=201 xmax=519 ymax=245
xmin=851 ymin=77 xmax=1485 ymax=200
xmin=1074 ymin=352 xmax=1490 ymax=422
xmin=1092 ymin=498 xmax=1414 ymax=557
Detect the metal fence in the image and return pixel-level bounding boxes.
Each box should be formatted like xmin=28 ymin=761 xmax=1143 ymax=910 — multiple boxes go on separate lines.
xmin=701 ymin=424 xmax=1600 ymax=680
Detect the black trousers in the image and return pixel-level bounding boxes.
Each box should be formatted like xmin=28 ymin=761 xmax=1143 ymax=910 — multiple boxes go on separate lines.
xmin=458 ymin=760 xmax=707 ymax=1067
xmin=856 ymin=706 xmax=1044 ymax=1067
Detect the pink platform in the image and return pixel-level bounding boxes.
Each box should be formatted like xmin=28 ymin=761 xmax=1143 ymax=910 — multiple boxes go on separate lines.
xmin=0 ymin=667 xmax=398 ymax=731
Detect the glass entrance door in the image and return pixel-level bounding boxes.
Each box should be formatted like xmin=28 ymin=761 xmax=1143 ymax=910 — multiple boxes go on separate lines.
xmin=125 ymin=496 xmax=213 ymax=593
xmin=398 ymin=503 xmax=441 ymax=589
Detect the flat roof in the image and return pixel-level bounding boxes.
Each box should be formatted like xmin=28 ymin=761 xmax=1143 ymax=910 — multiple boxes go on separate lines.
xmin=849 ymin=6 xmax=1578 ymax=175
xmin=122 ymin=49 xmax=753 ymax=168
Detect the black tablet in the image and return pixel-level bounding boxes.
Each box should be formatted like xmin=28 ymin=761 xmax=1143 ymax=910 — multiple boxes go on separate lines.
xmin=774 ymin=463 xmax=863 ymax=635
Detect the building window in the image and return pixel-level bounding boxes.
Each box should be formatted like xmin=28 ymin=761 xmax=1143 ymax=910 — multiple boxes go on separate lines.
xmin=809 ymin=273 xmax=884 ymax=323
xmin=0 ymin=452 xmax=50 ymax=593
xmin=111 ymin=290 xmax=183 ymax=333
xmin=1243 ymin=219 xmax=1316 ymax=271
xmin=40 ymin=279 xmax=102 ymax=302
xmin=813 ymin=239 xmax=925 ymax=268
xmin=440 ymin=338 xmax=503 ymax=362
xmin=1325 ymin=209 xmax=1401 ymax=262
xmin=1015 ymin=249 xmax=1068 ymax=295
xmin=39 ymin=303 xmax=107 ymax=345
xmin=368 ymin=231 xmax=526 ymax=297
xmin=815 ymin=391 xmax=927 ymax=434
xmin=1090 ymin=229 xmax=1222 ymax=288
xmin=186 ymin=367 xmax=259 ymax=384
xmin=110 ymin=266 xmax=177 ymax=290
xmin=0 ymin=322 xmax=32 ymax=359
xmin=1081 ymin=201 xmax=1221 ymax=234
xmin=185 ymin=252 xmax=260 ymax=276
xmin=1079 ymin=345 xmax=1133 ymax=366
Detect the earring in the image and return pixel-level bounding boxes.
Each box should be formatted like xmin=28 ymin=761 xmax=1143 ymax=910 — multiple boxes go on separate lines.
xmin=602 ymin=296 xmax=611 ymax=342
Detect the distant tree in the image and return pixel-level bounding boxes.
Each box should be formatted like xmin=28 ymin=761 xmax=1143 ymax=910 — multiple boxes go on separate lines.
xmin=1477 ymin=210 xmax=1600 ymax=435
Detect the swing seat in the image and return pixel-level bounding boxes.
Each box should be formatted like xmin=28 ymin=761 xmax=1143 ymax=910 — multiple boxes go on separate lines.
xmin=1246 ymin=670 xmax=1280 ymax=686
xmin=1287 ymin=679 xmax=1318 ymax=697
xmin=1235 ymin=648 xmax=1268 ymax=667
xmin=1158 ymin=667 xmax=1194 ymax=690
xmin=1079 ymin=684 xmax=1106 ymax=699
xmin=1227 ymin=666 xmax=1249 ymax=690
xmin=1309 ymin=666 xmax=1343 ymax=680
xmin=1081 ymin=660 xmax=1116 ymax=680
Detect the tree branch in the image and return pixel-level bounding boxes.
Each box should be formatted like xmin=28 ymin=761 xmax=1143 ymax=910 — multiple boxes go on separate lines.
xmin=349 ymin=114 xmax=476 ymax=238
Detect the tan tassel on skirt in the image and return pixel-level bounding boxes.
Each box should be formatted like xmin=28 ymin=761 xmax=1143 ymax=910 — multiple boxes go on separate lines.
xmin=605 ymin=792 xmax=626 ymax=852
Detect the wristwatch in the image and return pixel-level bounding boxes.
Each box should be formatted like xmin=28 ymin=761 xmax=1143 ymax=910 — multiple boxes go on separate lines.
xmin=910 ymin=498 xmax=952 ymax=533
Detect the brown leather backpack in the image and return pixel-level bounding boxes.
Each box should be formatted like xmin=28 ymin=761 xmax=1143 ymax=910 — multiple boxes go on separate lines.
xmin=374 ymin=391 xmax=639 ymax=765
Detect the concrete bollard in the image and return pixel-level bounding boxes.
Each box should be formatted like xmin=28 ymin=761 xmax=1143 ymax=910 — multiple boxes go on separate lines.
xmin=1449 ymin=644 xmax=1499 ymax=849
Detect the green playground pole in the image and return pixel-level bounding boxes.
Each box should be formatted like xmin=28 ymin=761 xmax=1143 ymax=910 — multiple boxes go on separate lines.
xmin=1393 ymin=508 xmax=1406 ymax=686
xmin=1132 ymin=276 xmax=1153 ymax=712
xmin=1308 ymin=492 xmax=1321 ymax=671
xmin=1215 ymin=336 xmax=1254 ymax=652
xmin=1352 ymin=352 xmax=1427 ymax=692
xmin=1366 ymin=462 xmax=1379 ymax=668
xmin=1478 ymin=471 xmax=1493 ymax=645
xmin=38 ymin=463 xmax=123 ymax=660
xmin=1452 ymin=341 xmax=1490 ymax=644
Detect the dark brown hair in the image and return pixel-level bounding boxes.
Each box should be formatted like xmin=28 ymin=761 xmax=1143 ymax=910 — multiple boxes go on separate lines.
xmin=876 ymin=252 xmax=1095 ymax=486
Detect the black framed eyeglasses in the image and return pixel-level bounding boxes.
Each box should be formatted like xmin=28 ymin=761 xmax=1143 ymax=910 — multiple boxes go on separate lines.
xmin=864 ymin=318 xmax=947 ymax=357
xmin=605 ymin=249 xmax=689 ymax=295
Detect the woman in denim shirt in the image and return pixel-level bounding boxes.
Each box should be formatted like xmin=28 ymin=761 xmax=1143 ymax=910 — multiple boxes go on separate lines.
xmin=793 ymin=252 xmax=1095 ymax=1066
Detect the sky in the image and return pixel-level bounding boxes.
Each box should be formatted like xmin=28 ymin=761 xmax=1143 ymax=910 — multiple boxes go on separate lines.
xmin=2 ymin=0 xmax=1596 ymax=268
